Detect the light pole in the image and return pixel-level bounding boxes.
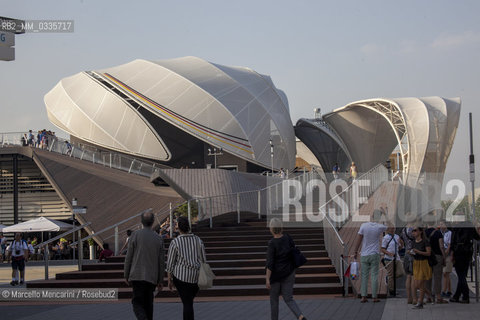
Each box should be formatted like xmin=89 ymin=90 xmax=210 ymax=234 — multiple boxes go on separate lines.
xmin=468 ymin=112 xmax=478 ymax=302
xmin=208 ymin=147 xmax=223 ymax=168
xmin=269 ymin=139 xmax=274 ymax=175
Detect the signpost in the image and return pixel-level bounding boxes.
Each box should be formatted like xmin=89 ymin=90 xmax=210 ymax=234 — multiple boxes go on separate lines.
xmin=0 ymin=16 xmax=25 ymax=61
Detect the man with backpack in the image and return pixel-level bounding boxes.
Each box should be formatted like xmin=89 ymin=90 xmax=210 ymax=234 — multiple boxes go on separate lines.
xmin=449 ymin=220 xmax=480 ymax=303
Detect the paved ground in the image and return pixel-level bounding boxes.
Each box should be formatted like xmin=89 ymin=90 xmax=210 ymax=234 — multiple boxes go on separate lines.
xmin=1 ymin=295 xmax=480 ymax=320
xmin=0 ymin=262 xmax=479 ymax=319
xmin=0 ymin=297 xmax=385 ymax=320
xmin=0 ymin=263 xmax=77 ymax=284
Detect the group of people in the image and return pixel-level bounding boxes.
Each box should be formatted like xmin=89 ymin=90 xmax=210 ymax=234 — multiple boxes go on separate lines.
xmin=353 ymin=209 xmax=480 ymax=310
xmin=123 ymin=213 xmax=309 ymax=320
xmin=22 ymin=129 xmax=57 ymax=149
xmin=332 ymin=162 xmax=357 ymax=181
xmin=124 ymin=212 xmax=206 ymax=320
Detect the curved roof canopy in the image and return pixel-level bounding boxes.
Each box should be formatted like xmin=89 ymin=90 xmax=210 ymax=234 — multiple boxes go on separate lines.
xmin=44 ymin=56 xmax=296 ymax=170
xmin=323 ymin=97 xmax=460 ymax=188
xmin=320 ymin=96 xmax=460 ymax=213
xmin=295 ymin=118 xmax=351 ymax=176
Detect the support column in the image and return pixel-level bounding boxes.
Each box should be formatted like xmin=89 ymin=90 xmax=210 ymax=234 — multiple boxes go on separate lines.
xmin=13 ymin=154 xmax=19 ymax=224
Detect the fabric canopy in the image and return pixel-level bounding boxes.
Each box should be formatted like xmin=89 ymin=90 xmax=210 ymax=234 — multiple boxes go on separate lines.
xmin=0 ymin=224 xmax=6 ymax=232
xmin=2 ymin=217 xmax=73 ymax=233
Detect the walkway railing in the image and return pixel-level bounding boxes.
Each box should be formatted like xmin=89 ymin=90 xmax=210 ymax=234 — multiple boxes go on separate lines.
xmin=319 ymin=163 xmax=389 ymax=228
xmin=194 ymin=168 xmax=322 ymax=227
xmin=319 ymin=163 xmax=389 ymax=295
xmin=0 ymin=132 xmax=163 ymax=178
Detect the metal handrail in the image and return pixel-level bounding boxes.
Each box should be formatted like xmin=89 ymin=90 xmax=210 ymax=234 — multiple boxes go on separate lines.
xmin=70 ymin=208 xmax=153 ymax=247
xmin=0 ymin=131 xmax=163 ymax=178
xmin=33 ymin=222 xmax=91 ymax=249
xmin=27 ymin=222 xmax=91 ymax=280
xmin=319 ymin=163 xmax=388 ymax=227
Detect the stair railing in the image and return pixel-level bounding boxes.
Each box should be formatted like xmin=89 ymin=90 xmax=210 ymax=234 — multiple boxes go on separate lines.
xmin=32 ymin=222 xmax=91 ymax=280
xmin=318 ymin=163 xmax=389 ymax=296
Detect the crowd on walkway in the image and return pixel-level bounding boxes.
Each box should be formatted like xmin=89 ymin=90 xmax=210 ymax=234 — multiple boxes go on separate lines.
xmin=353 ymin=208 xmax=480 ymax=309
xmin=21 ymin=129 xmax=57 ymax=149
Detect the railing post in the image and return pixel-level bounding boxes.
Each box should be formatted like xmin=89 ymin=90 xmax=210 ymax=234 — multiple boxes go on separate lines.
xmin=257 ymin=190 xmax=261 ymax=219
xmin=197 ymin=199 xmax=201 ymax=221
xmin=44 ymin=246 xmax=49 ymax=280
xmin=114 ymin=226 xmax=119 ymax=256
xmin=187 ymin=200 xmax=192 ymax=230
xmin=49 ymin=139 xmax=55 ymax=152
xmin=275 ymin=184 xmax=279 ymax=209
xmin=209 ymin=198 xmax=213 ymax=228
xmin=237 ymin=193 xmax=240 ymax=224
xmin=268 ymin=187 xmax=272 ymax=215
xmin=129 ymin=159 xmax=135 ymax=174
xmin=169 ymin=202 xmax=173 ymax=238
xmin=78 ymin=230 xmax=83 ymax=271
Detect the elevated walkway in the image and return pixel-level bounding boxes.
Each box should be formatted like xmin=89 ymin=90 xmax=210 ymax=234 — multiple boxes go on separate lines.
xmin=0 ymin=145 xmax=182 ymax=242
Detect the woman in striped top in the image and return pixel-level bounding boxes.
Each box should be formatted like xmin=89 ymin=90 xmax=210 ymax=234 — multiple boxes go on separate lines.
xmin=166 ymin=216 xmax=206 ymax=320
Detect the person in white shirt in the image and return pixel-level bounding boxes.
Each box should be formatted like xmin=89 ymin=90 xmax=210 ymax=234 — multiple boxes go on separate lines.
xmin=381 ymin=224 xmax=404 ymax=296
xmin=6 ymin=233 xmax=29 ymax=286
xmin=0 ymin=232 xmax=6 ymax=263
xmin=353 ymin=209 xmax=387 ymax=302
xmin=440 ymin=220 xmax=453 ymax=297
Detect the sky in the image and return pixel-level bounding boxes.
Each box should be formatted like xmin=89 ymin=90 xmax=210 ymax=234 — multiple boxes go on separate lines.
xmin=1 ymin=0 xmax=480 ymax=197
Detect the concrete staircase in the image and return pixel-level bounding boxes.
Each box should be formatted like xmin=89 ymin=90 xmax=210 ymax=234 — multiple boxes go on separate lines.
xmin=27 ymin=219 xmax=343 ymax=299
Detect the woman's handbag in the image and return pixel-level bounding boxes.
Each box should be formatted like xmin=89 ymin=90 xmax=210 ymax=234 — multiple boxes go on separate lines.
xmin=198 ymin=262 xmax=215 ymax=290
xmin=428 ymin=253 xmax=438 ymax=267
xmin=287 ymin=234 xmax=307 ymax=268
xmin=292 ymin=246 xmax=307 ymax=268
xmin=196 ymin=237 xmax=215 ymax=289
xmin=395 ymin=259 xmax=405 ymax=278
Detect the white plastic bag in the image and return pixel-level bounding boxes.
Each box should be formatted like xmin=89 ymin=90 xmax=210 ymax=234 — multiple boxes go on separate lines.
xmin=350 ymin=261 xmax=359 ymax=280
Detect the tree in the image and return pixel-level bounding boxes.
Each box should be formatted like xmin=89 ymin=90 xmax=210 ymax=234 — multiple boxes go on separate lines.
xmin=174 ymin=201 xmax=198 ymax=221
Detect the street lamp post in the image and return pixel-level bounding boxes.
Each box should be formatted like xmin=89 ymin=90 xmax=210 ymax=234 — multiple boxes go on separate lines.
xmin=468 ymin=112 xmax=478 ymax=302
xmin=208 ymin=147 xmax=223 ymax=168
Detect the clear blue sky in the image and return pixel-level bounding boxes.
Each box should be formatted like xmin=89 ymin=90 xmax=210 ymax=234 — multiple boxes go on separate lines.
xmin=1 ymin=0 xmax=480 ymax=193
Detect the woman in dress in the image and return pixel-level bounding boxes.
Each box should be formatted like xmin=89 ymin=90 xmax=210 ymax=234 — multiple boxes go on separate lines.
xmin=411 ymin=226 xmax=432 ymax=309
xmin=349 ymin=162 xmax=358 ymax=181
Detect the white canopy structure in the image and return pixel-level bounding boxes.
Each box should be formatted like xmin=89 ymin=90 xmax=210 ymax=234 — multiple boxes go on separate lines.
xmin=0 ymin=224 xmax=6 ymax=232
xmin=44 ymin=56 xmax=296 ymax=171
xmin=296 ymin=96 xmax=461 ymax=215
xmin=2 ymin=217 xmax=73 ymax=233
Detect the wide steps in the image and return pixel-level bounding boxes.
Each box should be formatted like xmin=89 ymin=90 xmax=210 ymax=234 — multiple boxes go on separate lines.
xmin=26 ymin=219 xmax=343 ymax=299
xmin=105 ymin=250 xmax=329 ymax=263
xmin=82 ymin=257 xmax=333 ymax=271
xmin=56 ymin=264 xmax=336 ymax=281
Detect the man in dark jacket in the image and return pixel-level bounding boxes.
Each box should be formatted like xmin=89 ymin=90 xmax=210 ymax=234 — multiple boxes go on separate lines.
xmin=124 ymin=212 xmax=165 ymax=319
xmin=449 ymin=220 xmax=480 ymax=303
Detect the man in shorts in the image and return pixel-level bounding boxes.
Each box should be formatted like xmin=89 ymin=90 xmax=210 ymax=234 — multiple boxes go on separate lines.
xmin=7 ymin=233 xmax=29 ymax=286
